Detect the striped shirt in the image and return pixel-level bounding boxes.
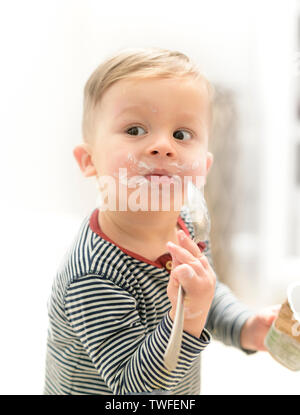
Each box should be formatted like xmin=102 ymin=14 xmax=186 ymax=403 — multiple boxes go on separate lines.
xmin=44 ymin=206 xmax=254 ymax=395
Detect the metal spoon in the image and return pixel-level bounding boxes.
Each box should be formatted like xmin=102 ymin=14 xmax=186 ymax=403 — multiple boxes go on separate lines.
xmin=164 ymin=182 xmax=210 ymax=372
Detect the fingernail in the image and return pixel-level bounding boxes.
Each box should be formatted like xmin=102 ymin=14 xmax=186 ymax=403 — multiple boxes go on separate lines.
xmin=167 ymin=241 xmax=176 ymax=249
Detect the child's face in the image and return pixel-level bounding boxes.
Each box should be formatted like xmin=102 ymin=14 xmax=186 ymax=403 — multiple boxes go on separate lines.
xmin=81 ymin=76 xmax=213 ymax=210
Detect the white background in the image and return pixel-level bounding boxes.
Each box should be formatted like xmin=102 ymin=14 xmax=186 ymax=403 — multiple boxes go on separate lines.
xmin=0 ymin=0 xmax=299 ymax=394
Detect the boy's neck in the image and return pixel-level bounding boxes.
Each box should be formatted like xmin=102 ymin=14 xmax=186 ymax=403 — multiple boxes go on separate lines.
xmin=97 ymin=209 xmax=181 ymax=248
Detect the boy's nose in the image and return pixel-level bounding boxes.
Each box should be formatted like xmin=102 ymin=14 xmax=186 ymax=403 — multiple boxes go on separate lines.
xmin=147 ymin=135 xmax=176 ymax=158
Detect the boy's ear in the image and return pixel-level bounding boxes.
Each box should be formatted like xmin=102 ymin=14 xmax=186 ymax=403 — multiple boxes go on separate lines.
xmin=73 ymin=143 xmax=97 ymax=177
xmin=203 ymin=152 xmax=213 ymax=185
xmin=206 ymin=152 xmax=213 ymax=175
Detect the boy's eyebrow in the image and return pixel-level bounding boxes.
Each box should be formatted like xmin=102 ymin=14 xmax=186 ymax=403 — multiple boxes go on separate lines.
xmin=115 ymin=105 xmax=147 ymax=118
xmin=115 ymin=105 xmax=202 ymax=123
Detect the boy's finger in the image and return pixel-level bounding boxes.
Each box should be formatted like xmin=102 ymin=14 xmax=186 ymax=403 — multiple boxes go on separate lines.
xmin=168 ymin=245 xmax=180 ymax=269
xmin=166 ymin=240 xmax=204 ymax=268
xmin=177 ymin=230 xmax=204 ymax=259
xmin=174 ymin=264 xmax=197 ymax=293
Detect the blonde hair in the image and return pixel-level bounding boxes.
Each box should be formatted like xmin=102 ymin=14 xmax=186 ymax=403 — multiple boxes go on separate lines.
xmin=82 ymin=47 xmax=214 ymax=142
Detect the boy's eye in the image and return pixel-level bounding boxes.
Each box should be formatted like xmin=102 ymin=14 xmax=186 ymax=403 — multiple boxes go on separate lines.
xmin=125 ymin=126 xmax=192 ymax=141
xmin=173 ymin=130 xmax=192 ymax=141
xmin=126 ymin=126 xmax=146 ymax=136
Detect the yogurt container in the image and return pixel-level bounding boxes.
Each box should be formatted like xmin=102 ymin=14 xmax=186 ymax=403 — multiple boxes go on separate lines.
xmin=264 ymin=282 xmax=300 ymax=371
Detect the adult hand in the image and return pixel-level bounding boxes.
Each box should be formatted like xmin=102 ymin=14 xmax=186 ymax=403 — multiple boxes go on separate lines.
xmin=240 ymin=304 xmax=281 ymax=351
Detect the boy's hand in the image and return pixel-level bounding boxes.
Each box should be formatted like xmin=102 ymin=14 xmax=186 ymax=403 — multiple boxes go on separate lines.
xmin=166 ymin=230 xmax=216 ymax=338
xmin=240 ymin=304 xmax=281 ymax=351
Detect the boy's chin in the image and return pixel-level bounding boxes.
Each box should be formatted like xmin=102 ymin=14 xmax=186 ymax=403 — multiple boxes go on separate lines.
xmin=97 ymin=182 xmax=187 ymax=212
xmin=117 ymin=194 xmax=185 ymax=213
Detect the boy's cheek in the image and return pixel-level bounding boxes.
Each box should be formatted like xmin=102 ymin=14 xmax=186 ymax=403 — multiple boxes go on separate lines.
xmin=182 ymin=164 xmax=207 ymax=188
xmin=94 ymin=151 xmax=132 ymax=178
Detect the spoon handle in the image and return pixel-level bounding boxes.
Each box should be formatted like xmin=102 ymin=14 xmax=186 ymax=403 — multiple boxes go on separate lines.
xmin=164 ymin=284 xmax=185 ymax=372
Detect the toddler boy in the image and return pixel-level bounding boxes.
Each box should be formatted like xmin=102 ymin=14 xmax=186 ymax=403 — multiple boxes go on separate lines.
xmin=44 ymin=47 xmax=279 ymax=395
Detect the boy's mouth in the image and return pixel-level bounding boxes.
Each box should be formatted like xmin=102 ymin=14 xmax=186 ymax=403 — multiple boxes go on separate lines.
xmin=144 ymin=169 xmax=178 ymax=184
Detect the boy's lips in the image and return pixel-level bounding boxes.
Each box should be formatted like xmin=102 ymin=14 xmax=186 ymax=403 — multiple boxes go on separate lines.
xmin=144 ymin=169 xmax=178 ymax=184
xmin=148 ymin=168 xmax=172 ymax=175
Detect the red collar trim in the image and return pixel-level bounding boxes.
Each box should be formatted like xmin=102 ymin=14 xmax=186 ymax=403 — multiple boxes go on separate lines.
xmin=89 ymin=208 xmax=206 ymax=270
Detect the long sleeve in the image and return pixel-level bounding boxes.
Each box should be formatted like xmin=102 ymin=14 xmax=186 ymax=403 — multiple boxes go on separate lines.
xmin=203 ymin=240 xmax=256 ymax=352
xmin=64 ymin=275 xmax=210 ymax=395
